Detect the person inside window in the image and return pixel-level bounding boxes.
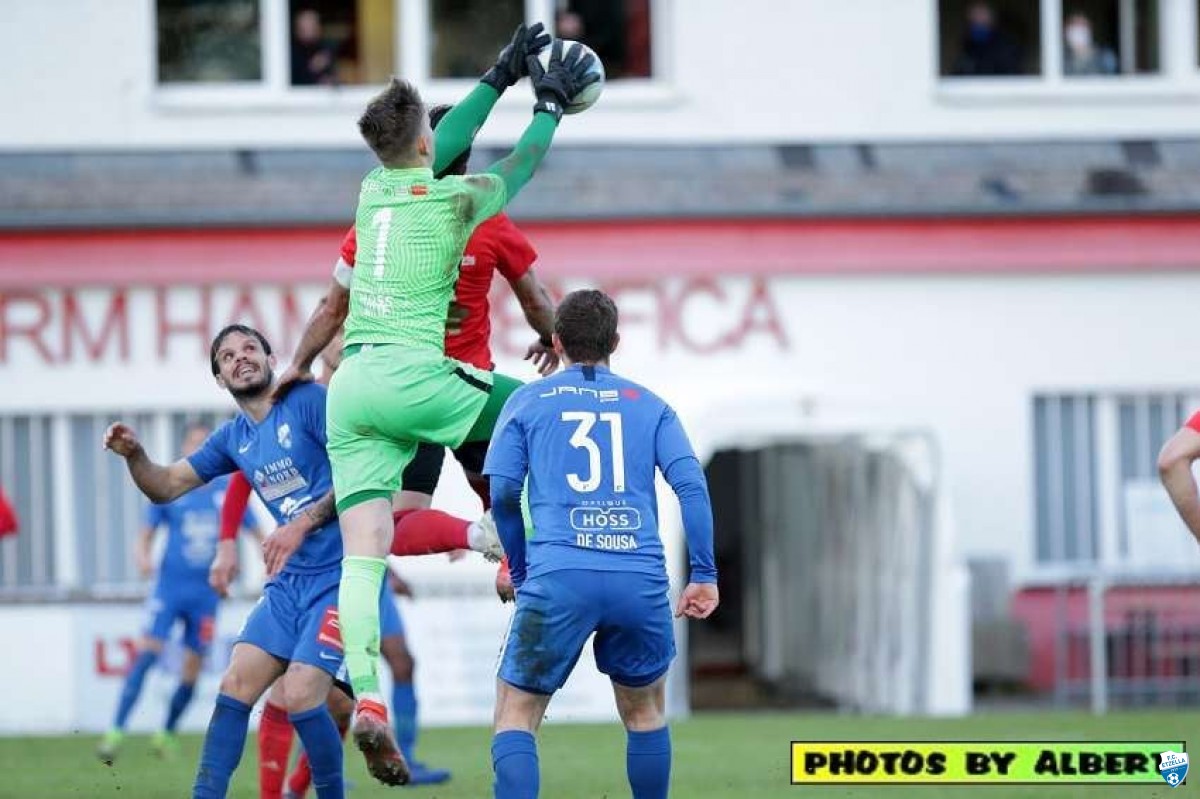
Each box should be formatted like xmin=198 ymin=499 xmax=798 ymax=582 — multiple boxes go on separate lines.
xmin=291 ymin=7 xmax=336 ymax=86
xmin=1064 ymin=11 xmax=1118 ymax=76
xmin=953 ymin=1 xmax=1024 ymax=76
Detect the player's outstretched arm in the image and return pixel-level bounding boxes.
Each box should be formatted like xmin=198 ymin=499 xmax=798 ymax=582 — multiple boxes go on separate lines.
xmin=433 ymin=23 xmax=551 ymax=176
xmin=104 ymin=423 xmax=203 ymax=504
xmin=485 ymin=40 xmax=600 ymax=201
xmin=275 ymin=280 xmax=349 ymax=400
xmin=657 ymin=406 xmax=719 ymax=618
xmin=489 ymin=476 xmax=528 ymax=588
xmin=509 ymin=270 xmax=558 ymax=375
xmin=1158 ymin=422 xmax=1200 ymax=545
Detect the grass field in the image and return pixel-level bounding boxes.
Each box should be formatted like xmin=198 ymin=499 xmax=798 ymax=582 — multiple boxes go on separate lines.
xmin=0 ymin=710 xmax=1191 ymax=798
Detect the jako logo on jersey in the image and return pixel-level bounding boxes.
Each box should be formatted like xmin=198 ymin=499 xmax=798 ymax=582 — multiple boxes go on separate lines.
xmin=570 ymin=505 xmax=642 ymax=532
xmin=277 ymin=423 xmax=292 ymax=450
xmin=539 ymin=386 xmax=620 ymax=402
xmin=410 ymin=184 xmax=428 ymax=196
xmin=460 ymin=254 xmax=476 ymax=268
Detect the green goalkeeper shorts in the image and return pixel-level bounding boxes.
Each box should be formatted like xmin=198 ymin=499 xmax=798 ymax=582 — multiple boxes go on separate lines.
xmin=326 ymin=344 xmax=519 ymax=512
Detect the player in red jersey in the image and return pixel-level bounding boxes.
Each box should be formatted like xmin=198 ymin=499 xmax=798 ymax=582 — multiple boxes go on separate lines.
xmin=1158 ymin=410 xmax=1200 ymax=546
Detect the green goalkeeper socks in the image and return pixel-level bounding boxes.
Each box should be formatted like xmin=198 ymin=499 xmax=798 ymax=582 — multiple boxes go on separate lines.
xmin=339 ymin=556 xmax=388 ymax=697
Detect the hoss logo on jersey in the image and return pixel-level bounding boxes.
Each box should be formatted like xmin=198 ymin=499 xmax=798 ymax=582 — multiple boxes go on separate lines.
xmin=570 ymin=505 xmax=642 ymax=532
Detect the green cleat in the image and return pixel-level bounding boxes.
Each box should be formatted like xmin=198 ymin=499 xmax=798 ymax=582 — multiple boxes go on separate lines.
xmin=150 ymin=730 xmax=180 ymax=759
xmin=96 ymin=729 xmax=123 ymax=766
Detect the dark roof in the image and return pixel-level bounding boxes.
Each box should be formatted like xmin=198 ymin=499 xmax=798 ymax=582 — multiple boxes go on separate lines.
xmin=2 ymin=138 xmax=1199 ymax=229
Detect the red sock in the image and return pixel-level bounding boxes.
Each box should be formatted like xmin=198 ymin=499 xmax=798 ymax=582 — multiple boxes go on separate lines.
xmin=390 ymin=509 xmax=470 ymax=556
xmin=287 ymin=716 xmax=348 ymax=797
xmin=258 ymin=702 xmax=294 ymax=799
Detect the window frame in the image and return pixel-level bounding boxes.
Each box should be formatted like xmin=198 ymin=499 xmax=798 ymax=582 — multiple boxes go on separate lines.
xmin=1025 ymin=388 xmax=1200 ymax=585
xmin=150 ymin=0 xmax=679 ymax=112
xmin=934 ymin=0 xmax=1200 ymax=102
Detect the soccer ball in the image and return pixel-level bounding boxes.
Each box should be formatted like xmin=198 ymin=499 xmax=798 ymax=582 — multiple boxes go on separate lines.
xmin=536 ymin=39 xmax=605 ymax=114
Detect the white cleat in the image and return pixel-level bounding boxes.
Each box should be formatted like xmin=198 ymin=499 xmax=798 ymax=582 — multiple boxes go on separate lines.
xmin=472 ymin=511 xmax=504 ymax=563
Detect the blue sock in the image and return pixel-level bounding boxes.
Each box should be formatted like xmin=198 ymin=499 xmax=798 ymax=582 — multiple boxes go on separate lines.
xmin=492 ymin=730 xmax=538 ymax=799
xmin=113 ymin=650 xmax=158 ymax=730
xmin=192 ymin=693 xmax=251 ymax=799
xmin=392 ymin=681 xmax=418 ymax=762
xmin=164 ymin=681 xmax=196 ymax=733
xmin=626 ymin=727 xmax=671 ymax=799
xmin=290 ymin=706 xmax=346 ymax=799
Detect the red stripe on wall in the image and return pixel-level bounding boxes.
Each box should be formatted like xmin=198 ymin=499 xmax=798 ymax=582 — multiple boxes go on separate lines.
xmin=2 ymin=216 xmax=1200 ymax=288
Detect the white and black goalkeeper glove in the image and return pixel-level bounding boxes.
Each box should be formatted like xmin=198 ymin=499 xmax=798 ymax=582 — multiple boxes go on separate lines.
xmin=482 ymin=22 xmax=551 ymax=93
xmin=526 ymin=39 xmax=600 ymax=123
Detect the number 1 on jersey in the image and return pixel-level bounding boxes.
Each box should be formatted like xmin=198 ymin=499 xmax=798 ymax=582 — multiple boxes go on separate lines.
xmin=370 ymin=208 xmax=392 ymax=278
xmin=562 ymin=411 xmax=626 ymax=493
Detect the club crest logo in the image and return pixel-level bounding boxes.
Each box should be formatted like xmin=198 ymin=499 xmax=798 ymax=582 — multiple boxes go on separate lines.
xmin=277 ymin=423 xmax=292 ymax=450
xmin=1160 ymin=751 xmax=1188 ymax=787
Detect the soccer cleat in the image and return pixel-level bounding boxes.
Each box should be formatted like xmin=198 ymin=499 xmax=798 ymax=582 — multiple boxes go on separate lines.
xmin=406 ymin=761 xmax=452 ymax=785
xmin=150 ymin=730 xmax=179 ymax=759
xmin=474 ymin=512 xmax=504 ymax=563
xmin=96 ymin=729 xmax=123 ymax=766
xmin=351 ymin=699 xmax=410 ymax=786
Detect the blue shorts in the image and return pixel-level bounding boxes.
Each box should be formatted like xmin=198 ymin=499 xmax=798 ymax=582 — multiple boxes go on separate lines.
xmin=498 ymin=569 xmax=675 ymax=695
xmin=379 ymin=588 xmax=405 ymax=639
xmin=238 ymin=568 xmax=344 ymax=677
xmin=144 ymin=583 xmax=220 ymax=655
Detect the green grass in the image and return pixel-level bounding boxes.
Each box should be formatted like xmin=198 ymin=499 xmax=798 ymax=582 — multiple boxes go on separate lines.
xmin=0 ymin=710 xmax=1192 ymax=798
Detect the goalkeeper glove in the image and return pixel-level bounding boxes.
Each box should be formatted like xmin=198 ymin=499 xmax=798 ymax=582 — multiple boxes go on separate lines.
xmin=526 ymin=39 xmax=600 ymax=123
xmin=481 ymin=22 xmax=551 ymax=93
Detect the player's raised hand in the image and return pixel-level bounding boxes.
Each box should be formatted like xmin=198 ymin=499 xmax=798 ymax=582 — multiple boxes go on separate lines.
xmin=103 ymin=423 xmax=142 ymax=458
xmin=209 ymin=539 xmax=240 ymax=598
xmin=262 ymin=519 xmax=305 ymax=577
xmin=527 ymin=39 xmax=600 ymax=122
xmin=483 ymin=22 xmax=551 ymax=92
xmin=272 ymin=364 xmax=314 ymax=402
xmin=675 ymin=582 xmax=719 ymax=619
xmin=524 ymin=339 xmax=560 ymax=376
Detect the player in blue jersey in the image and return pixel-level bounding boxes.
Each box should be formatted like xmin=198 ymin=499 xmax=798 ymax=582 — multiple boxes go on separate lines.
xmin=96 ymin=422 xmax=259 ymax=765
xmin=483 ymin=289 xmax=720 ymax=799
xmin=104 ymin=324 xmax=398 ymax=798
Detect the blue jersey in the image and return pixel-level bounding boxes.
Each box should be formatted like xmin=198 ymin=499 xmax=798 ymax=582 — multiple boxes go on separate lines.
xmin=188 ymin=382 xmax=342 ymax=574
xmin=484 ymin=364 xmax=698 ymax=581
xmin=147 ymin=477 xmax=234 ymax=588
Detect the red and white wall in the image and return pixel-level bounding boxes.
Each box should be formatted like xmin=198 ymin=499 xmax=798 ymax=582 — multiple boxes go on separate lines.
xmin=4 ymin=216 xmax=1200 ymax=580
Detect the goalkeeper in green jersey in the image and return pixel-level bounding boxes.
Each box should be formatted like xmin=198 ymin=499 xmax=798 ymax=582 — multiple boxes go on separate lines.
xmin=323 ymin=29 xmax=599 ymax=785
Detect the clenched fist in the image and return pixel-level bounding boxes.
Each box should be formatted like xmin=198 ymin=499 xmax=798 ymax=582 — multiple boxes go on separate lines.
xmin=103 ymin=423 xmax=143 ymax=458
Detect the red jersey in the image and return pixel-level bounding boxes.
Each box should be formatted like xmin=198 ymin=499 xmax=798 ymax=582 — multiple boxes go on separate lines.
xmin=337 ymin=212 xmax=537 ymax=370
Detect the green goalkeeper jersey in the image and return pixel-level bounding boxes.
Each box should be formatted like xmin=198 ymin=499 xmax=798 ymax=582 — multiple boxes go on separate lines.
xmin=344 ymin=165 xmax=508 ymax=350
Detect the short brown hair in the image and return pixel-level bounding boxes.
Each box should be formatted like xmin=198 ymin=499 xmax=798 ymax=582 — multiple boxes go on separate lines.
xmin=555 ymin=290 xmax=619 ymax=363
xmin=358 ymin=78 xmax=425 ymax=164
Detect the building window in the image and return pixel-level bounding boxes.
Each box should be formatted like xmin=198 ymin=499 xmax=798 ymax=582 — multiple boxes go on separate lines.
xmin=1033 ymin=395 xmax=1098 ymax=563
xmin=1033 ymin=392 xmax=1196 ymax=568
xmin=288 ymin=0 xmax=396 ymax=86
xmin=939 ymin=0 xmax=1042 ymax=77
xmin=431 ymin=0 xmax=524 ymax=79
xmin=0 ymin=416 xmax=55 ymax=593
xmin=1063 ymin=0 xmax=1159 ymax=76
xmin=71 ymin=411 xmax=231 ymax=591
xmin=156 ymin=0 xmax=263 ymax=83
xmin=555 ymin=0 xmax=653 ymax=79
